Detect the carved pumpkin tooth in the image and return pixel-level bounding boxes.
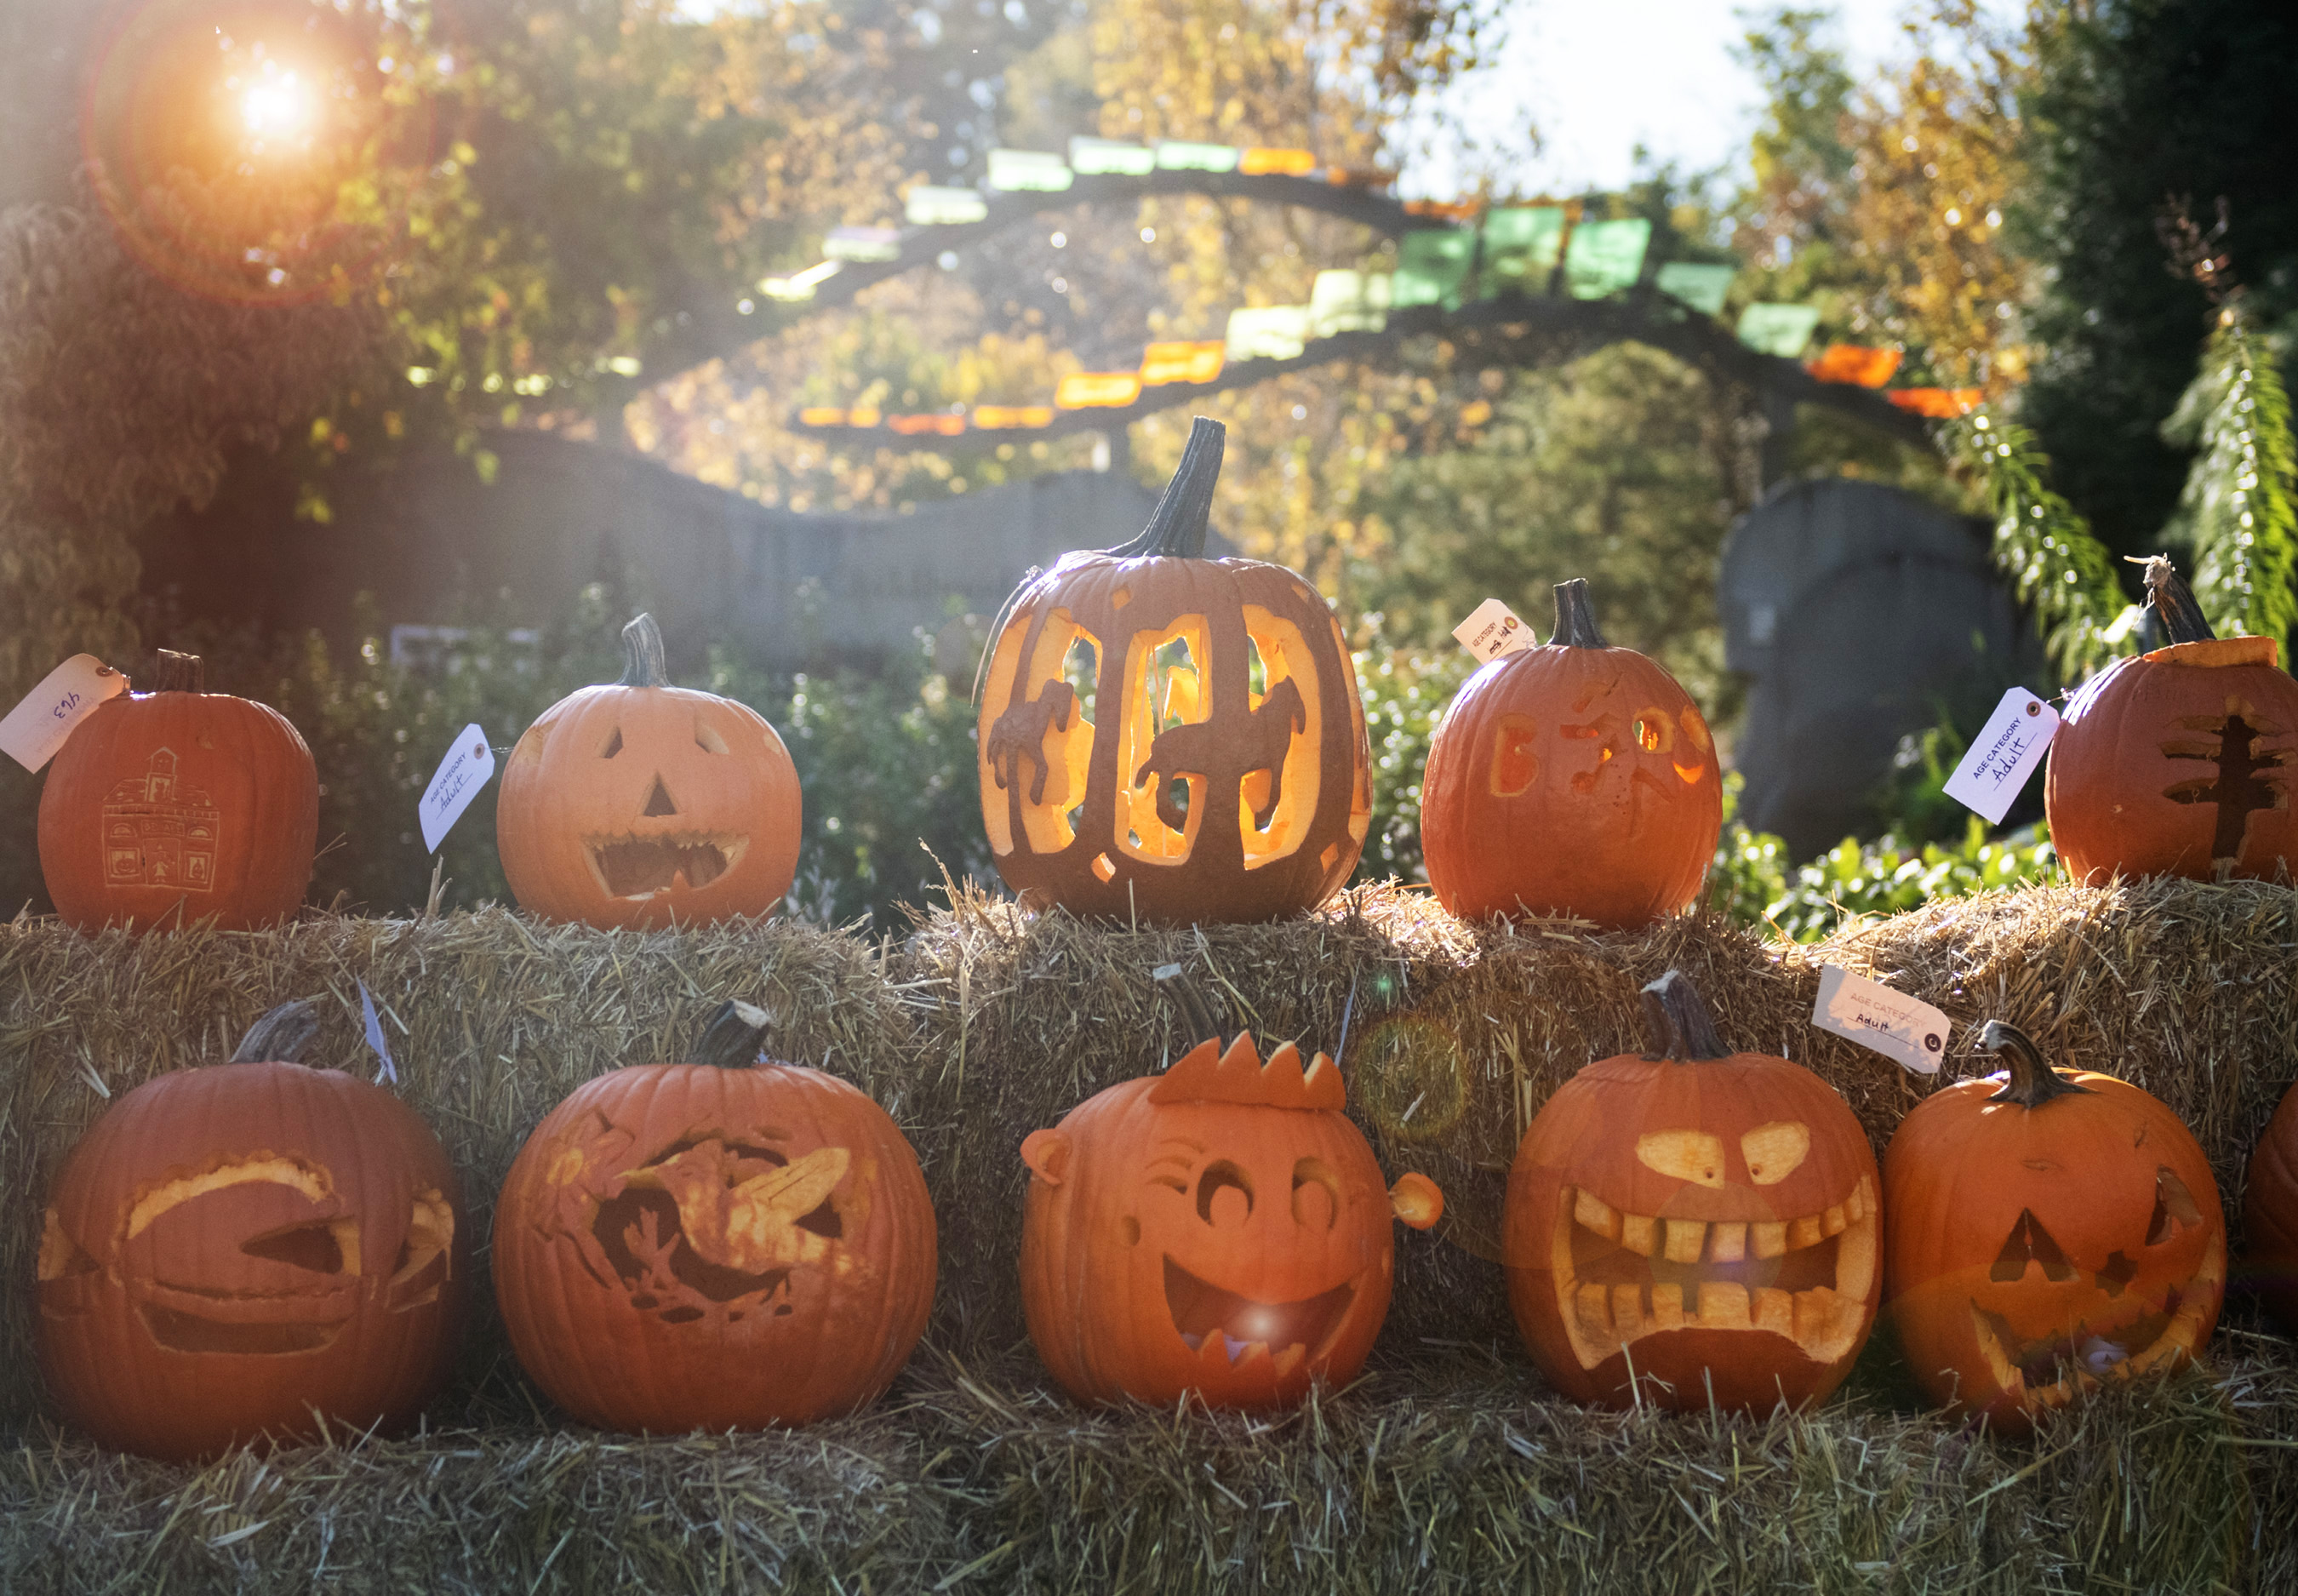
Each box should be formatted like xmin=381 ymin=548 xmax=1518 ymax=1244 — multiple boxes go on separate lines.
xmin=1271 ymin=1343 xmax=1306 ymax=1379
xmin=1822 ymin=1203 xmax=1847 ymax=1237
xmin=1792 ymin=1286 xmax=1840 ymax=1347
xmin=1662 ymin=1218 xmax=1706 ymax=1264
xmin=1753 ymin=1287 xmax=1793 ymax=1337
xmin=1708 ymin=1221 xmax=1746 ymax=1262
xmin=1696 ymin=1281 xmax=1751 ymax=1329
xmin=1611 ymin=1284 xmax=1644 ymax=1338
xmin=1788 ymin=1214 xmax=1825 ymax=1251
xmin=1573 ymin=1187 xmax=1621 ymax=1241
xmin=1575 ymin=1283 xmax=1611 ymax=1341
xmin=1619 ymin=1213 xmax=1658 ymax=1256
xmin=1650 ymin=1282 xmax=1684 ymax=1330
xmin=1833 ymin=1211 xmax=1878 ymax=1304
xmin=1201 ymin=1330 xmax=1233 ymax=1370
xmin=1230 ymin=1338 xmax=1272 ymax=1370
xmin=1843 ymin=1185 xmax=1865 ymax=1224
xmin=1751 ymin=1221 xmax=1788 ymax=1259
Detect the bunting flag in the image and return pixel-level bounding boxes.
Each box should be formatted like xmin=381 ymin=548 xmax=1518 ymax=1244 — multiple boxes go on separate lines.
xmin=1482 ymin=206 xmax=1566 ymax=290
xmin=1655 ymin=261 xmax=1735 ymax=316
xmin=1055 ymin=372 xmax=1145 ymax=409
xmin=905 ymin=186 xmax=989 ymax=226
xmin=972 ymin=405 xmax=1056 ymax=428
xmin=1393 ymin=230 xmax=1476 ymax=310
xmin=1069 ymin=136 xmax=1155 ymax=175
xmin=1563 ymin=218 xmax=1651 ymax=300
xmin=1155 ymin=141 xmax=1239 ymax=174
xmin=889 ymin=414 xmax=967 ymax=436
xmin=1223 ymin=305 xmax=1313 ymax=361
xmin=761 ymin=260 xmax=839 ymax=301
xmin=987 ymin=150 xmax=1073 ymax=192
xmin=1140 ymin=341 xmax=1226 ymax=385
xmin=1404 ymin=197 xmax=1483 ymax=222
xmin=1736 ymin=302 xmax=1821 ymax=359
xmin=797 ymin=407 xmax=849 ymax=426
xmin=824 ymin=226 xmax=901 ymax=262
xmin=1239 ymin=147 xmax=1316 ymax=176
xmin=1806 ymin=345 xmax=1903 ymax=386
xmin=1310 ymin=271 xmax=1391 ymax=336
xmin=1323 ymin=167 xmax=1396 ymax=189
xmin=1887 ymin=387 xmax=1984 ymax=418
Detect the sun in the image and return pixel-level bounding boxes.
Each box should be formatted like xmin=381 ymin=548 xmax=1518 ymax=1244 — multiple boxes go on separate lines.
xmin=239 ymin=69 xmax=310 ymax=140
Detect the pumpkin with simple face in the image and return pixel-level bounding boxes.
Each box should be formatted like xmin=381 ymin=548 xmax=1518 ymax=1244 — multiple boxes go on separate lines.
xmin=2046 ymin=557 xmax=2298 ymax=884
xmin=1421 ymin=581 xmax=1721 ymax=930
xmin=36 ymin=1002 xmax=466 ymax=1462
xmin=493 ymin=1002 xmax=935 ymax=1431
xmin=499 ymin=614 xmax=802 ymax=929
xmin=1019 ymin=1033 xmax=1442 ymax=1408
xmin=975 ymin=417 xmax=1370 ymax=924
xmin=1884 ymin=1021 xmax=2225 ymax=1432
xmin=1503 ymin=971 xmax=1880 ymax=1411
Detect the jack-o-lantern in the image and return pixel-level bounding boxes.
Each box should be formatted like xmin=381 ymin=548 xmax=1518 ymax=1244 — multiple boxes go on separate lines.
xmin=492 ymin=1001 xmax=935 ymax=1431
xmin=1502 ymin=971 xmax=1880 ymax=1412
xmin=1421 ymin=581 xmax=1721 ymax=930
xmin=498 ymin=614 xmax=802 ymax=929
xmin=1884 ymin=1021 xmax=2225 ymax=1432
xmin=1019 ymin=1032 xmax=1442 ymax=1409
xmin=2046 ymin=556 xmax=2298 ymax=884
xmin=36 ymin=1002 xmax=466 ymax=1461
xmin=38 ymin=649 xmax=317 ymax=932
xmin=2246 ymin=1082 xmax=2298 ymax=1331
xmin=975 ymin=417 xmax=1370 ymax=924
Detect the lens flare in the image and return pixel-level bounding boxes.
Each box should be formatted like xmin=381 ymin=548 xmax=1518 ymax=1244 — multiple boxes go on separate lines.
xmin=240 ymin=72 xmax=310 ymax=140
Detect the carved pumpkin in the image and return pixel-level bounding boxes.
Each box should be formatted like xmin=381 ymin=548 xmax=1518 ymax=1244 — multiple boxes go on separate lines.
xmin=1019 ymin=1032 xmax=1441 ymax=1409
xmin=492 ymin=1002 xmax=935 ymax=1431
xmin=1502 ymin=971 xmax=1879 ymax=1411
xmin=1422 ymin=581 xmax=1721 ymax=930
xmin=1883 ymin=1021 xmax=2225 ymax=1433
xmin=37 ymin=650 xmax=317 ymax=932
xmin=2246 ymin=1082 xmax=2298 ymax=1331
xmin=498 ymin=614 xmax=802 ymax=929
xmin=36 ymin=1002 xmax=466 ymax=1461
xmin=975 ymin=417 xmax=1370 ymax=924
xmin=2046 ymin=557 xmax=2298 ymax=884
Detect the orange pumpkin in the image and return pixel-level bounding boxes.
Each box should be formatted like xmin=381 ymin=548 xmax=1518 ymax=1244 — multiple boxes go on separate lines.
xmin=2045 ymin=556 xmax=2298 ymax=884
xmin=37 ymin=650 xmax=317 ymax=931
xmin=37 ymin=1002 xmax=466 ymax=1461
xmin=1019 ymin=1033 xmax=1441 ymax=1409
xmin=498 ymin=614 xmax=802 ymax=929
xmin=2246 ymin=1083 xmax=2298 ymax=1331
xmin=1502 ymin=970 xmax=1879 ymax=1411
xmin=1883 ymin=1021 xmax=2225 ymax=1432
xmin=492 ymin=1001 xmax=935 ymax=1431
xmin=975 ymin=417 xmax=1370 ymax=924
xmin=1421 ymin=581 xmax=1720 ymax=930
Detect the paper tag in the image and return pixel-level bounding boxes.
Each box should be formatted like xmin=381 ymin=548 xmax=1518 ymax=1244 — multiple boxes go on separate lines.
xmin=1452 ymin=598 xmax=1539 ymax=663
xmin=1942 ymin=687 xmax=2059 ymax=824
xmin=1813 ymin=965 xmax=1950 ymax=1075
xmin=0 ymin=655 xmax=128 ymax=772
xmin=418 ymin=724 xmax=496 ymax=853
xmin=357 ymin=981 xmax=399 ymax=1086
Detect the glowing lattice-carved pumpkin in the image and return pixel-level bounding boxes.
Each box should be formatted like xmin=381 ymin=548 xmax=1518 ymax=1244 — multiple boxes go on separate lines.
xmin=492 ymin=1002 xmax=935 ymax=1431
xmin=1502 ymin=971 xmax=1881 ymax=1412
xmin=36 ymin=1002 xmax=466 ymax=1461
xmin=1019 ymin=1033 xmax=1442 ymax=1409
xmin=1884 ymin=1021 xmax=2225 ymax=1433
xmin=498 ymin=613 xmax=802 ymax=929
xmin=2046 ymin=556 xmax=2298 ymax=884
xmin=1421 ymin=581 xmax=1720 ymax=930
xmin=976 ymin=417 xmax=1370 ymax=923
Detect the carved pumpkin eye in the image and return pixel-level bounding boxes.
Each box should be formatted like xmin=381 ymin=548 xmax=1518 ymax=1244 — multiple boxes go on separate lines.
xmin=601 ymin=728 xmax=624 ymax=758
xmin=2147 ymin=1166 xmax=2204 ymax=1244
xmin=1635 ymin=1129 xmax=1725 ymax=1187
xmin=1741 ymin=1121 xmax=1811 ymax=1186
xmin=695 ymin=720 xmax=730 ymax=754
xmin=1291 ymin=1158 xmax=1339 ymax=1228
xmin=1195 ymin=1160 xmax=1254 ymax=1224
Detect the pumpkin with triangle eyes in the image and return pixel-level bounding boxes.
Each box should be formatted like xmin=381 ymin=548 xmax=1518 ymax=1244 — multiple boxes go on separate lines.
xmin=498 ymin=614 xmax=802 ymax=929
xmin=35 ymin=1002 xmax=466 ymax=1462
xmin=1883 ymin=1021 xmax=2225 ymax=1432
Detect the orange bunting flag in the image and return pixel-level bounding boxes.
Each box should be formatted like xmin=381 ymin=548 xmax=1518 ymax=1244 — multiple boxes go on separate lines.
xmin=972 ymin=405 xmax=1056 ymax=429
xmin=1139 ymin=340 xmax=1226 ymax=386
xmin=1055 ymin=373 xmax=1144 ymax=409
xmin=1805 ymin=345 xmax=1904 ymax=387
xmin=1239 ymin=147 xmax=1316 ymax=177
xmin=1323 ymin=167 xmax=1396 ymax=190
xmin=1403 ymin=197 xmax=1484 ymax=222
xmin=796 ymin=407 xmax=849 ymax=427
xmin=888 ymin=413 xmax=966 ymax=436
xmin=1885 ymin=387 xmax=1984 ymax=418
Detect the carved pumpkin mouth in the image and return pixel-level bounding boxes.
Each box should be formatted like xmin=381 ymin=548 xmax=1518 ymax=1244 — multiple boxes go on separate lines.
xmin=1549 ymin=1175 xmax=1878 ymax=1369
xmin=137 ymin=1298 xmax=352 ymax=1355
xmin=1163 ymin=1256 xmax=1355 ymax=1376
xmin=586 ymin=833 xmax=748 ymax=898
xmin=1965 ymin=1231 xmax=2224 ymax=1411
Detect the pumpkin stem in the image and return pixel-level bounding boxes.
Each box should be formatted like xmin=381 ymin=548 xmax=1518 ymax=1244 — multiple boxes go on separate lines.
xmin=1638 ymin=970 xmax=1730 ymax=1062
xmin=696 ymin=999 xmax=774 ymax=1067
xmin=1108 ymin=415 xmax=1224 ymax=560
xmin=2133 ymin=555 xmax=2216 ymax=644
xmin=149 ymin=650 xmax=204 ymax=694
xmin=229 ymin=1000 xmax=320 ymax=1065
xmin=1977 ymin=1020 xmax=2093 ymax=1107
xmin=619 ymin=613 xmax=672 ymax=688
xmin=1550 ymin=580 xmax=1609 ymax=649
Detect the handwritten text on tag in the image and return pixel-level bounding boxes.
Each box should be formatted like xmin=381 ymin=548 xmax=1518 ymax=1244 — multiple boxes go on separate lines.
xmin=0 ymin=655 xmax=127 ymax=772
xmin=1942 ymin=686 xmax=2059 ymax=825
xmin=1813 ymin=965 xmax=1950 ymax=1075
xmin=1452 ymin=598 xmax=1540 ymax=664
xmin=418 ymin=724 xmax=496 ymax=853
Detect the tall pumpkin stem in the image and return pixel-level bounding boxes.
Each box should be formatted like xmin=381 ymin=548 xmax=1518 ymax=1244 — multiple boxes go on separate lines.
xmin=149 ymin=650 xmax=204 ymax=694
xmin=696 ymin=999 xmax=774 ymax=1067
xmin=230 ymin=1000 xmax=320 ymax=1064
xmin=1109 ymin=415 xmax=1225 ymax=559
xmin=1638 ymin=970 xmax=1730 ymax=1062
xmin=1978 ymin=1020 xmax=2093 ymax=1107
xmin=1551 ymin=580 xmax=1610 ymax=649
xmin=619 ymin=614 xmax=672 ymax=688
xmin=2134 ymin=555 xmax=2216 ymax=644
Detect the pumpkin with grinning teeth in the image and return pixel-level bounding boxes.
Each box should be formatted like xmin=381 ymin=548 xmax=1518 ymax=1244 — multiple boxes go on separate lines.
xmin=498 ymin=613 xmax=801 ymax=929
xmin=1502 ymin=970 xmax=1881 ymax=1411
xmin=1883 ymin=1021 xmax=2225 ymax=1433
xmin=1019 ymin=1033 xmax=1442 ymax=1409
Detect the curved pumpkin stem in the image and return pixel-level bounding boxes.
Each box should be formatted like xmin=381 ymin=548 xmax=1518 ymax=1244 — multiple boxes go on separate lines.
xmin=149 ymin=650 xmax=204 ymax=694
xmin=1550 ymin=580 xmax=1609 ymax=649
xmin=696 ymin=998 xmax=774 ymax=1067
xmin=1638 ymin=970 xmax=1730 ymax=1063
xmin=230 ymin=1000 xmax=320 ymax=1065
xmin=1107 ymin=415 xmax=1224 ymax=560
xmin=1977 ymin=1020 xmax=2093 ymax=1107
xmin=2134 ymin=555 xmax=2216 ymax=644
xmin=619 ymin=613 xmax=672 ymax=688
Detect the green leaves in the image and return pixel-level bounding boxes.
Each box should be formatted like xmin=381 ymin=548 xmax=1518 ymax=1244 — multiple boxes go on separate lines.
xmin=2163 ymin=312 xmax=2298 ymax=646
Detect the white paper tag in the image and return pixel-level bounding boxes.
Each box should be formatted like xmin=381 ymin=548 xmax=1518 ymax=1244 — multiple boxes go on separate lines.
xmin=418 ymin=724 xmax=496 ymax=853
xmin=0 ymin=655 xmax=128 ymax=772
xmin=357 ymin=980 xmax=399 ymax=1086
xmin=1813 ymin=965 xmax=1950 ymax=1075
xmin=1452 ymin=598 xmax=1540 ymax=663
xmin=1942 ymin=686 xmax=2059 ymax=824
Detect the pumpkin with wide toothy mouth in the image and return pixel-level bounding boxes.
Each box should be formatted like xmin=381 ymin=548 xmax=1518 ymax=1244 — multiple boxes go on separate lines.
xmin=1019 ymin=1033 xmax=1442 ymax=1409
